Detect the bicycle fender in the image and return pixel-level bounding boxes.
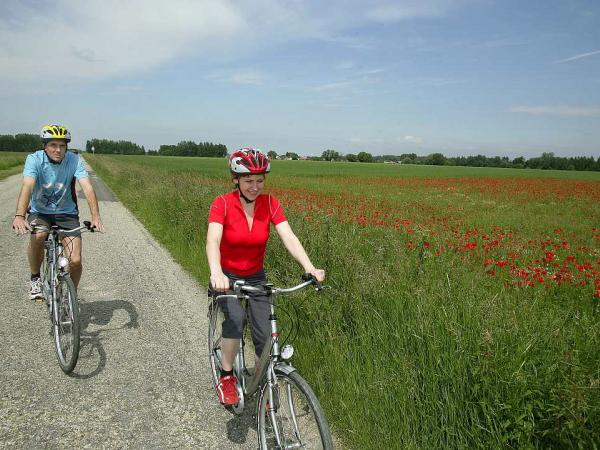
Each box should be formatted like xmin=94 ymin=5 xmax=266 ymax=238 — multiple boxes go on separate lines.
xmin=274 ymin=363 xmax=296 ymax=376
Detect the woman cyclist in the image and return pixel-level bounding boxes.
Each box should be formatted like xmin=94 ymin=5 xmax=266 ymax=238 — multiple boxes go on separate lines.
xmin=206 ymin=147 xmax=325 ymax=406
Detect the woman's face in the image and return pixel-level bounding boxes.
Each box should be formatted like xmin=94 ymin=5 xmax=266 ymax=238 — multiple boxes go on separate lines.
xmin=235 ymin=174 xmax=265 ymax=202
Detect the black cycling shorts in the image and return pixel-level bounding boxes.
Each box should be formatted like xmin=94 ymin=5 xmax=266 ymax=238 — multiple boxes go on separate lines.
xmin=209 ymin=269 xmax=271 ymax=357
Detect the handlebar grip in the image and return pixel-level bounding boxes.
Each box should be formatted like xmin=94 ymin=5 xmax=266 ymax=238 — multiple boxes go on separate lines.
xmin=302 ymin=273 xmax=322 ymax=290
xmin=83 ymin=220 xmax=96 ymax=232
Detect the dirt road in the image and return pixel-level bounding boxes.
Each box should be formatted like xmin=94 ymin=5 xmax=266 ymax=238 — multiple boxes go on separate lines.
xmin=0 ymin=167 xmax=257 ymax=448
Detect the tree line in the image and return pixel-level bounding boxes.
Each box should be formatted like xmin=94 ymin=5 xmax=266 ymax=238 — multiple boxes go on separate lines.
xmin=318 ymin=149 xmax=600 ymax=171
xmin=0 ymin=134 xmax=42 ymax=152
xmin=156 ymin=141 xmax=227 ymax=157
xmin=86 ymin=139 xmax=145 ymax=155
xmin=2 ymin=132 xmax=598 ymax=171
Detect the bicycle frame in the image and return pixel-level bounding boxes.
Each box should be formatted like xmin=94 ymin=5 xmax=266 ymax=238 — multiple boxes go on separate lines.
xmin=34 ymin=222 xmax=93 ymax=314
xmin=216 ymin=278 xmax=317 ymax=397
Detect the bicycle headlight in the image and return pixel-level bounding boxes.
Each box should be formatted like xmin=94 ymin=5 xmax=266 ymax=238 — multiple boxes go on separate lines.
xmin=281 ymin=345 xmax=294 ymax=360
xmin=58 ymin=256 xmax=69 ymax=268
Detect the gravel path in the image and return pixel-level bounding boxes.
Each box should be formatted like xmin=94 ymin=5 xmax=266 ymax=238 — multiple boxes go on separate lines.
xmin=0 ymin=167 xmax=258 ymax=448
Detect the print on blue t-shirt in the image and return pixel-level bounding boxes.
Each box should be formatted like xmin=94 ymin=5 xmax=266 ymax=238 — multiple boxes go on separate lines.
xmin=23 ymin=150 xmax=89 ymax=215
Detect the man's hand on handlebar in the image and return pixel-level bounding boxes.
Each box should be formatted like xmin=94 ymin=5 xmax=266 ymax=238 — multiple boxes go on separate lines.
xmin=12 ymin=216 xmax=32 ymax=235
xmin=89 ymin=217 xmax=105 ymax=233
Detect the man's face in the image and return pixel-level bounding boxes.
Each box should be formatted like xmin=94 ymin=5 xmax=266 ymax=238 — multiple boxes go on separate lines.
xmin=44 ymin=140 xmax=67 ymax=163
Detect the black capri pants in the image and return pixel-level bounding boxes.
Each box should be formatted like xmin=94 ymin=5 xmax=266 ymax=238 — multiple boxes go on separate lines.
xmin=209 ymin=270 xmax=271 ymax=357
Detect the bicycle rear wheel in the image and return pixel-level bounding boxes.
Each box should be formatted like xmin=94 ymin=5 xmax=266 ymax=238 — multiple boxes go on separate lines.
xmin=258 ymin=369 xmax=333 ymax=450
xmin=53 ymin=276 xmax=80 ymax=374
xmin=207 ymin=298 xmax=247 ymax=414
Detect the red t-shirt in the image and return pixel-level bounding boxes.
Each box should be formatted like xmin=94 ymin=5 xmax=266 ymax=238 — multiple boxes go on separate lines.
xmin=208 ymin=191 xmax=287 ymax=276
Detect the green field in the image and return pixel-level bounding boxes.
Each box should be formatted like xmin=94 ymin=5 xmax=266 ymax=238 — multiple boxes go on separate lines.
xmin=85 ymin=155 xmax=600 ymax=449
xmin=0 ymin=152 xmax=26 ymax=180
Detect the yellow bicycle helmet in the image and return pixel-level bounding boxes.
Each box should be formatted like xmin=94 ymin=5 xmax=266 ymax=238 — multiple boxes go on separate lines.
xmin=41 ymin=124 xmax=71 ymax=143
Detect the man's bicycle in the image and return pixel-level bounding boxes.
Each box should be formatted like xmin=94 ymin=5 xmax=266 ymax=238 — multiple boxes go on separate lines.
xmin=207 ymin=274 xmax=333 ymax=449
xmin=33 ymin=220 xmax=95 ymax=374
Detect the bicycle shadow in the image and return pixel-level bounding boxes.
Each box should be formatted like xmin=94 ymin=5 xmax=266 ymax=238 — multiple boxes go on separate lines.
xmin=225 ymin=397 xmax=259 ymax=445
xmin=71 ymin=299 xmax=139 ymax=379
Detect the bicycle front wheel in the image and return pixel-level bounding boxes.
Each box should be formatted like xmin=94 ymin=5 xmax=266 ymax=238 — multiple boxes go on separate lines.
xmin=53 ymin=276 xmax=80 ymax=374
xmin=258 ymin=369 xmax=333 ymax=450
xmin=207 ymin=299 xmax=225 ymax=389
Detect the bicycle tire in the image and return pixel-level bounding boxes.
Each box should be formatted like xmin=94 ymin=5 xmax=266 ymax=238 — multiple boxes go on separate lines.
xmin=207 ymin=299 xmax=225 ymax=389
xmin=41 ymin=250 xmax=51 ymax=306
xmin=53 ymin=276 xmax=80 ymax=374
xmin=258 ymin=369 xmax=333 ymax=450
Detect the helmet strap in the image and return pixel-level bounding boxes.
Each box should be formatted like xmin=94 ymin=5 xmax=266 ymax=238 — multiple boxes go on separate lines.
xmin=238 ymin=186 xmax=256 ymax=204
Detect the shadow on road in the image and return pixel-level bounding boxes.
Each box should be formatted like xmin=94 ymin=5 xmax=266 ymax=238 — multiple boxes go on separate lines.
xmin=71 ymin=299 xmax=139 ymax=379
xmin=225 ymin=398 xmax=259 ymax=445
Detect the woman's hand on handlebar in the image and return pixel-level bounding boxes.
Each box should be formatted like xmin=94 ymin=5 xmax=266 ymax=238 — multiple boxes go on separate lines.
xmin=307 ymin=268 xmax=325 ymax=283
xmin=210 ymin=272 xmax=230 ymax=292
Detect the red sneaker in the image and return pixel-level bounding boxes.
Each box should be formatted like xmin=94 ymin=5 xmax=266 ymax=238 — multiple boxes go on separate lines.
xmin=217 ymin=375 xmax=240 ymax=406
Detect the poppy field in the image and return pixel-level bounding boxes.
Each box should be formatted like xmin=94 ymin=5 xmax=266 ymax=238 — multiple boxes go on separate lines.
xmin=86 ymin=155 xmax=600 ymax=448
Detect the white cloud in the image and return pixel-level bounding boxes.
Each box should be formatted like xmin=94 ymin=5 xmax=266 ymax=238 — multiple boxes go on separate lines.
xmin=207 ymin=70 xmax=266 ymax=85
xmin=230 ymin=71 xmax=265 ymax=85
xmin=312 ymin=80 xmax=356 ymax=91
xmin=366 ymin=2 xmax=456 ymax=22
xmin=0 ymin=0 xmax=467 ymax=91
xmin=554 ymin=49 xmax=600 ymax=64
xmin=509 ymin=105 xmax=600 ymax=117
xmin=0 ymin=0 xmax=245 ymax=85
xmin=403 ymin=135 xmax=423 ymax=144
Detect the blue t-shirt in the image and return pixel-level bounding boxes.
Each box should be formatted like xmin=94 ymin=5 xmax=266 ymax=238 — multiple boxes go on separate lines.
xmin=23 ymin=150 xmax=89 ymax=215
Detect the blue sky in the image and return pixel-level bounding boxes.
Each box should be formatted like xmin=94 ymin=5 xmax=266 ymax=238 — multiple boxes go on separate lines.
xmin=1 ymin=0 xmax=599 ymax=157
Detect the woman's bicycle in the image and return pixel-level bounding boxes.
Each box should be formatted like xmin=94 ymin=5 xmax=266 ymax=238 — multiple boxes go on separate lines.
xmin=33 ymin=220 xmax=95 ymax=374
xmin=208 ymin=274 xmax=334 ymax=449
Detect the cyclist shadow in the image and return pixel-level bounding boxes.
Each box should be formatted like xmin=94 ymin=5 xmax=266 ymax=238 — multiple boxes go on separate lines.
xmin=71 ymin=299 xmax=139 ymax=379
xmin=225 ymin=398 xmax=259 ymax=444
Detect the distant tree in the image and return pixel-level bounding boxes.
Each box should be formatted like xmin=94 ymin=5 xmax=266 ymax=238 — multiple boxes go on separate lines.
xmin=155 ymin=140 xmax=226 ymax=157
xmin=346 ymin=153 xmax=358 ymax=162
xmin=399 ymin=153 xmax=417 ymax=164
xmin=268 ymin=150 xmax=278 ymax=160
xmin=322 ymin=149 xmax=340 ymax=161
xmin=357 ymin=151 xmax=373 ymax=163
xmin=425 ymin=153 xmax=446 ymax=165
xmin=86 ymin=138 xmax=145 ymax=155
xmin=285 ymin=152 xmax=299 ymax=160
xmin=0 ymin=135 xmax=16 ymax=152
xmin=14 ymin=134 xmax=41 ymax=152
xmin=512 ymin=156 xmax=525 ymax=168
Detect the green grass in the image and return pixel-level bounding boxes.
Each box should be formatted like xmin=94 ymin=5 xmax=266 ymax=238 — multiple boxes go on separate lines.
xmin=85 ymin=155 xmax=600 ymax=449
xmin=0 ymin=152 xmax=26 ymax=180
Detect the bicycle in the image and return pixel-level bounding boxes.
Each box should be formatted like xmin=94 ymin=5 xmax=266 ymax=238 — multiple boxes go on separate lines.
xmin=207 ymin=274 xmax=334 ymax=450
xmin=32 ymin=220 xmax=96 ymax=374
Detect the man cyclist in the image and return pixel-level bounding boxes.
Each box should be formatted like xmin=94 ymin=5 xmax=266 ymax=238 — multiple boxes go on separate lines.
xmin=12 ymin=125 xmax=105 ymax=300
xmin=206 ymin=147 xmax=325 ymax=406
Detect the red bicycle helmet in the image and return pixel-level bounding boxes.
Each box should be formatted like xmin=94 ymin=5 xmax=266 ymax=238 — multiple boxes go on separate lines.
xmin=229 ymin=148 xmax=271 ymax=174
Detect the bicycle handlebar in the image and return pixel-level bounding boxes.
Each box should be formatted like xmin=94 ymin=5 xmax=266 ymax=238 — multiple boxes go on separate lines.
xmin=31 ymin=220 xmax=96 ymax=235
xmin=214 ymin=273 xmax=322 ymax=302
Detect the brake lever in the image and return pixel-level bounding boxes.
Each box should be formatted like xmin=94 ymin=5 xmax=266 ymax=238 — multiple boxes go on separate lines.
xmin=302 ymin=273 xmax=324 ymax=291
xmin=83 ymin=220 xmax=96 ymax=232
